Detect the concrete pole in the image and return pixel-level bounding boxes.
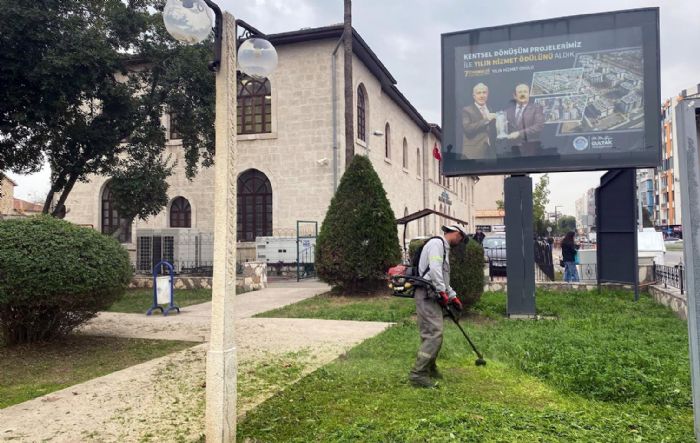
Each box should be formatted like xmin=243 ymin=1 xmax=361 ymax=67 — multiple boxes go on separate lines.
xmin=206 ymin=12 xmax=238 ymax=443
xmin=676 ymin=99 xmax=700 ymax=441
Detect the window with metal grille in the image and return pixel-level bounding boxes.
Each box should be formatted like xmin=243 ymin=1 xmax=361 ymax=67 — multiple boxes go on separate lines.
xmin=237 ymin=169 xmax=272 ymax=242
xmin=137 ymin=237 xmax=152 ymax=272
xmin=357 ymin=85 xmax=366 ymax=142
xmin=237 ymin=74 xmax=272 ymax=134
xmin=101 ymin=181 xmax=131 ymax=244
xmin=170 ymin=197 xmax=191 ymax=228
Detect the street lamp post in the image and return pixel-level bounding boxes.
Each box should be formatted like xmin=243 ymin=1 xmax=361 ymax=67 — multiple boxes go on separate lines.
xmin=162 ymin=1 xmax=277 ymax=441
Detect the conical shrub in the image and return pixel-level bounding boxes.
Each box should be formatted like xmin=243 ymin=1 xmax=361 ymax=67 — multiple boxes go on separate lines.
xmin=315 ymin=155 xmax=401 ymax=292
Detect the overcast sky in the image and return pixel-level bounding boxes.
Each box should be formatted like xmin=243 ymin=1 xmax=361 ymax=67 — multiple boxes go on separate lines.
xmin=8 ymin=0 xmax=700 ymax=215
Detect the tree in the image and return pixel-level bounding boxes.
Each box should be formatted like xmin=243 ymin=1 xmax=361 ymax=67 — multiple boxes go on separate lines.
xmin=532 ymin=174 xmax=550 ymax=236
xmin=557 ymin=215 xmax=577 ymax=235
xmin=108 ymin=154 xmax=173 ymax=240
xmin=316 ymin=155 xmax=401 ymax=292
xmin=0 ymin=0 xmax=214 ymax=217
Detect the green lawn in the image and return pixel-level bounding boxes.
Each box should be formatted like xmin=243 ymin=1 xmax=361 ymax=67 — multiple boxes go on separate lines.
xmin=107 ymin=288 xmax=212 ymax=313
xmin=255 ymin=291 xmax=415 ymax=322
xmin=239 ymin=289 xmax=693 ymax=442
xmin=0 ymin=336 xmax=193 ymax=408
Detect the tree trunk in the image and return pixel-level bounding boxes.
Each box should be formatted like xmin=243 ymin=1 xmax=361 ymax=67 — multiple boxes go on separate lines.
xmin=50 ymin=172 xmax=80 ymax=218
xmin=343 ymin=0 xmax=354 ymax=170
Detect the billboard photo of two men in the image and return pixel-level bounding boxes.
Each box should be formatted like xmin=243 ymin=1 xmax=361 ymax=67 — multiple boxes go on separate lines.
xmin=462 ymin=81 xmax=554 ymax=160
xmin=442 ymin=8 xmax=660 ymax=176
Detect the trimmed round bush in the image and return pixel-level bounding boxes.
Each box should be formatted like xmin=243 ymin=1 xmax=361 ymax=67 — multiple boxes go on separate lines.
xmin=315 ymin=155 xmax=401 ymax=292
xmin=0 ymin=216 xmax=132 ymax=345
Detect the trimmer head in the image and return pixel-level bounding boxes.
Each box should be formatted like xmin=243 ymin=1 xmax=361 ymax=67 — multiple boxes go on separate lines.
xmin=475 ymin=358 xmax=487 ymax=366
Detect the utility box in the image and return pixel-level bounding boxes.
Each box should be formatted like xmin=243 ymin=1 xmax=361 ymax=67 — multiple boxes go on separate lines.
xmin=255 ymin=236 xmax=317 ymax=264
xmin=577 ymin=248 xmax=597 ymax=283
xmin=638 ymin=228 xmax=666 ymax=265
xmin=256 ymin=237 xmax=297 ymax=263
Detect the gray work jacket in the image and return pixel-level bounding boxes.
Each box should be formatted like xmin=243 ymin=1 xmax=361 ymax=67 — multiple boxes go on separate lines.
xmin=417 ymin=236 xmax=456 ymax=298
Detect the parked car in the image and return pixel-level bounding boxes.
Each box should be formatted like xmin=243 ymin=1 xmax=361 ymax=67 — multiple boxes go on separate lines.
xmin=482 ymin=235 xmax=506 ymax=275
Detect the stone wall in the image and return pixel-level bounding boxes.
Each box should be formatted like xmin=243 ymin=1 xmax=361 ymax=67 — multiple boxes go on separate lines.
xmin=130 ymin=262 xmax=268 ymax=293
xmin=485 ymin=281 xmax=636 ymax=293
xmin=649 ymin=285 xmax=687 ymax=320
xmin=241 ymin=261 xmax=267 ymax=291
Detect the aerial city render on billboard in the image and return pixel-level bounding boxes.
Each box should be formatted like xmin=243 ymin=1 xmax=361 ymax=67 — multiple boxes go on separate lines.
xmin=441 ymin=8 xmax=660 ymax=176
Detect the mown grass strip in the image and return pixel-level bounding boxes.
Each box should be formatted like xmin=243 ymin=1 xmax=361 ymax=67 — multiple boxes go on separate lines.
xmin=239 ymin=289 xmax=693 ymax=442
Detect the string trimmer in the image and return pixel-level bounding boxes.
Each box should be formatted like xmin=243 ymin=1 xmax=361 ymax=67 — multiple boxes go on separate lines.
xmin=444 ymin=304 xmax=486 ymax=366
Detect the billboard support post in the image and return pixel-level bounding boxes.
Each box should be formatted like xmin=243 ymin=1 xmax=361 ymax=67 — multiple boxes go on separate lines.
xmin=504 ymin=175 xmax=536 ymax=317
xmin=676 ymin=99 xmax=700 ymax=440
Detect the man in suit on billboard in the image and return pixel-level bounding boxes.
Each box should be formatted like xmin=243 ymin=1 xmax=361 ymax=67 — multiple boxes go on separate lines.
xmin=462 ymin=83 xmax=497 ymax=160
xmin=505 ymin=83 xmax=545 ymax=156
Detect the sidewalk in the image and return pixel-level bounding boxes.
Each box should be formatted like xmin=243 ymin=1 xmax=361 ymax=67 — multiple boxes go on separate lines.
xmin=0 ymin=280 xmax=393 ymax=442
xmin=79 ymin=279 xmax=332 ymax=342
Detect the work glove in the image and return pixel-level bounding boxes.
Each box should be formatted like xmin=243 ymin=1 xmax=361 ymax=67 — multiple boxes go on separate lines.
xmin=450 ymin=297 xmax=463 ymax=312
xmin=437 ymin=291 xmax=450 ymax=307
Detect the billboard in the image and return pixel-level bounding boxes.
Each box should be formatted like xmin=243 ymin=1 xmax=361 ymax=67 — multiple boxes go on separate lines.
xmin=441 ymin=8 xmax=660 ymax=176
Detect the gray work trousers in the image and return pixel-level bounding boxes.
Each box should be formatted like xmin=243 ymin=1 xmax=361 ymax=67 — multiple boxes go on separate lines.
xmin=410 ymin=287 xmax=443 ymax=377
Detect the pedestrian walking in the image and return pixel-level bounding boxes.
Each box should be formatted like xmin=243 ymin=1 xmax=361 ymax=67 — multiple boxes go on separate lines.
xmin=561 ymin=231 xmax=580 ymax=282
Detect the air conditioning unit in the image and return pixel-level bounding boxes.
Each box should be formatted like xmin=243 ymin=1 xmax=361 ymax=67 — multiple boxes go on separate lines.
xmin=136 ymin=229 xmax=214 ymax=273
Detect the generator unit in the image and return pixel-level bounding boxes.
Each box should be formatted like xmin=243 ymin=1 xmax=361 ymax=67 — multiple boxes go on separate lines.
xmin=255 ymin=236 xmax=316 ymax=264
xmin=136 ymin=229 xmax=214 ymax=274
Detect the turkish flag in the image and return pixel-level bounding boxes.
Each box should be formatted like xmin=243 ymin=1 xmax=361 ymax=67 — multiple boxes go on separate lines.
xmin=432 ymin=143 xmax=442 ymax=161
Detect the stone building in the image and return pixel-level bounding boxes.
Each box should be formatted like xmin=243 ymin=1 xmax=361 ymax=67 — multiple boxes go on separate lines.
xmin=0 ymin=175 xmax=44 ymax=219
xmin=64 ymin=25 xmax=500 ymax=265
xmin=0 ymin=175 xmax=16 ymax=216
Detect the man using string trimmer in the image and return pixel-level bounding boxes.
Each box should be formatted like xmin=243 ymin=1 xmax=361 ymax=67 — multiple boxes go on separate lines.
xmin=408 ymin=224 xmax=467 ymax=388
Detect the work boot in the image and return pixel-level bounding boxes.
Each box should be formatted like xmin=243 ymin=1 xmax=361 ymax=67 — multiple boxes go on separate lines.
xmin=429 ymin=362 xmax=443 ymax=380
xmin=409 ymin=373 xmax=437 ymax=388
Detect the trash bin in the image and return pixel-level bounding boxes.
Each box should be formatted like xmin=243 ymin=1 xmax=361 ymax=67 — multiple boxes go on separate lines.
xmin=156 ymin=276 xmax=172 ymax=305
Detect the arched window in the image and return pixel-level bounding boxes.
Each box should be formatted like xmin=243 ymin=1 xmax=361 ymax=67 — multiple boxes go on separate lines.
xmin=416 ymin=148 xmax=421 ymax=176
xmin=237 ymin=73 xmax=272 ymax=134
xmin=357 ymin=84 xmax=367 ymax=142
xmin=402 ymin=138 xmax=408 ymax=169
xmin=170 ymin=197 xmax=191 ymax=228
xmin=237 ymin=169 xmax=272 ymax=242
xmin=101 ymin=181 xmax=131 ymax=244
xmin=384 ymin=123 xmax=391 ymax=159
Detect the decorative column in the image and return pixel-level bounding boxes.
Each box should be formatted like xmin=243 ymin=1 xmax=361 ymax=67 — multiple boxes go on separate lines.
xmin=206 ymin=12 xmax=238 ymax=443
